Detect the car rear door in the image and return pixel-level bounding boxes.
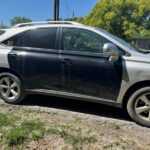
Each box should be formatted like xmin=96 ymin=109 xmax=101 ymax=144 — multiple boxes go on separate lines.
xmin=60 ymin=27 xmax=123 ymax=102
xmin=5 ymin=27 xmax=63 ymax=91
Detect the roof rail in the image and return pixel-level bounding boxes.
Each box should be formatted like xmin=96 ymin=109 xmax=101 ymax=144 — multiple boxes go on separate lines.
xmin=12 ymin=21 xmax=84 ymax=28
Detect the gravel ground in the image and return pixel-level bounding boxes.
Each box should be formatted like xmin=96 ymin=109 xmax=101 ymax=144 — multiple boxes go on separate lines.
xmin=0 ymin=95 xmax=150 ymax=150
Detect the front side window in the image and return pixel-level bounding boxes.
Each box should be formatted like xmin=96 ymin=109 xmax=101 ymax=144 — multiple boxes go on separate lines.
xmin=3 ymin=28 xmax=57 ymax=50
xmin=63 ymin=28 xmax=110 ymax=53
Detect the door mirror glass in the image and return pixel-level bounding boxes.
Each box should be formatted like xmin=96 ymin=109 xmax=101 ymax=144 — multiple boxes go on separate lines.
xmin=103 ymin=43 xmax=120 ymax=62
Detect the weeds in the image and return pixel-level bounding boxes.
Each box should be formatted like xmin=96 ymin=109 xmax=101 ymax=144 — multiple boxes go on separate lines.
xmin=47 ymin=125 xmax=97 ymax=149
xmin=4 ymin=120 xmax=45 ymax=146
xmin=0 ymin=113 xmax=10 ymax=126
xmin=5 ymin=127 xmax=26 ymax=146
xmin=0 ymin=111 xmax=97 ymax=149
xmin=107 ymin=122 xmax=121 ymax=130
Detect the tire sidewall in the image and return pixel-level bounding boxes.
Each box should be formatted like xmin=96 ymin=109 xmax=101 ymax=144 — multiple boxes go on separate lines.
xmin=127 ymin=87 xmax=150 ymax=127
xmin=0 ymin=73 xmax=25 ymax=104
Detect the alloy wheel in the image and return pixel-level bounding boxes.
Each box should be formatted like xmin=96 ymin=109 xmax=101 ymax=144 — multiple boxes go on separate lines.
xmin=135 ymin=94 xmax=150 ymax=122
xmin=0 ymin=76 xmax=20 ymax=101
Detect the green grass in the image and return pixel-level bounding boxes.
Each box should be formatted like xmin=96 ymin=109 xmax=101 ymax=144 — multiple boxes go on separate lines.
xmin=0 ymin=113 xmax=10 ymax=126
xmin=0 ymin=112 xmax=97 ymax=149
xmin=31 ymin=130 xmax=44 ymax=141
xmin=107 ymin=122 xmax=121 ymax=130
xmin=0 ymin=113 xmax=18 ymax=127
xmin=47 ymin=125 xmax=97 ymax=150
xmin=4 ymin=120 xmax=45 ymax=146
xmin=0 ymin=114 xmax=46 ymax=147
xmin=21 ymin=120 xmax=45 ymax=132
xmin=5 ymin=127 xmax=27 ymax=146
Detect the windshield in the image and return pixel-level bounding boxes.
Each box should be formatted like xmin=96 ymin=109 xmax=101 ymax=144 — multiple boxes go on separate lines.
xmin=95 ymin=28 xmax=140 ymax=52
xmin=0 ymin=30 xmax=5 ymax=36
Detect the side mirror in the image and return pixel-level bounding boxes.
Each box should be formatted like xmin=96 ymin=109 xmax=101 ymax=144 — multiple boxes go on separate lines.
xmin=103 ymin=43 xmax=120 ymax=62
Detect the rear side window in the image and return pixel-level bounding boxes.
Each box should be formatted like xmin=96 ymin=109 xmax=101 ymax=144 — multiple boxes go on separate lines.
xmin=3 ymin=32 xmax=25 ymax=46
xmin=3 ymin=28 xmax=57 ymax=50
xmin=22 ymin=28 xmax=57 ymax=49
xmin=0 ymin=30 xmax=5 ymax=36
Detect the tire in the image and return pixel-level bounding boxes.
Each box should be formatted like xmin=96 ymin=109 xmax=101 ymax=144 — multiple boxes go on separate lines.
xmin=127 ymin=87 xmax=150 ymax=127
xmin=0 ymin=72 xmax=25 ymax=104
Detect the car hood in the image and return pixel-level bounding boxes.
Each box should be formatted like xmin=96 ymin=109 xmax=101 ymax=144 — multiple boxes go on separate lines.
xmin=124 ymin=50 xmax=150 ymax=64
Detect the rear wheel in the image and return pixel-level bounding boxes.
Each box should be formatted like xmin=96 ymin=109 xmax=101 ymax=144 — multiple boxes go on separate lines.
xmin=127 ymin=87 xmax=150 ymax=127
xmin=0 ymin=73 xmax=25 ymax=104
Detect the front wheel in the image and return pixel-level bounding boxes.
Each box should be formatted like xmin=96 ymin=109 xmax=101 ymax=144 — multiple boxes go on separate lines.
xmin=127 ymin=87 xmax=150 ymax=127
xmin=0 ymin=73 xmax=25 ymax=104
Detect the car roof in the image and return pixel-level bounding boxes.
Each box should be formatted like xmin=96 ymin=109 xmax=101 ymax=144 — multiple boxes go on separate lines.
xmin=0 ymin=21 xmax=137 ymax=55
xmin=0 ymin=22 xmax=92 ymax=42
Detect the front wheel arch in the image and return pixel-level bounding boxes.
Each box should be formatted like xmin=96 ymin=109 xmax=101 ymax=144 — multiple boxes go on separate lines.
xmin=127 ymin=87 xmax=150 ymax=127
xmin=122 ymin=81 xmax=150 ymax=110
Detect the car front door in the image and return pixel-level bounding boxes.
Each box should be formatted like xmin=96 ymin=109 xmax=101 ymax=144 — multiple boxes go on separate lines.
xmin=60 ymin=28 xmax=123 ymax=102
xmin=6 ymin=27 xmax=63 ymax=91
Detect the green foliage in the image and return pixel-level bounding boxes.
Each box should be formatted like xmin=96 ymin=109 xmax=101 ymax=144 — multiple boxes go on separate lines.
xmin=10 ymin=16 xmax=32 ymax=26
xmin=130 ymin=29 xmax=150 ymax=39
xmin=82 ymin=0 xmax=150 ymax=40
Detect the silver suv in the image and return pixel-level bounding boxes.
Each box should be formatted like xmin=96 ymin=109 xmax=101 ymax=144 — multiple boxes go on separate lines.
xmin=0 ymin=21 xmax=150 ymax=127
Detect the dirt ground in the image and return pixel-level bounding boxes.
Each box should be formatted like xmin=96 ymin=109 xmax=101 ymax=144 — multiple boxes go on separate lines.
xmin=0 ymin=95 xmax=150 ymax=150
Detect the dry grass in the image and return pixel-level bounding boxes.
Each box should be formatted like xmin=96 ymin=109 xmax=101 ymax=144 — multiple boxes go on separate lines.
xmin=0 ymin=102 xmax=150 ymax=150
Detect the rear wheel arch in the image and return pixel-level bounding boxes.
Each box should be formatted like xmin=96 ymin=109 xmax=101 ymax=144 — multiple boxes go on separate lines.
xmin=0 ymin=67 xmax=23 ymax=82
xmin=122 ymin=81 xmax=150 ymax=109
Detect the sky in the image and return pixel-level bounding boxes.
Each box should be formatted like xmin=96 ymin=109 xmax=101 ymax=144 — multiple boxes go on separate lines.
xmin=0 ymin=0 xmax=98 ymax=26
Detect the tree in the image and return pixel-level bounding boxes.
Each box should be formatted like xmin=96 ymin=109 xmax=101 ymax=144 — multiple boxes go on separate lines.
xmin=10 ymin=17 xmax=32 ymax=26
xmin=83 ymin=0 xmax=150 ymax=40
xmin=0 ymin=24 xmax=8 ymax=29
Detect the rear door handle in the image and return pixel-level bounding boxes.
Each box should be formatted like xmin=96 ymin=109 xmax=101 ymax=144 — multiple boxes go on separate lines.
xmin=11 ymin=53 xmax=24 ymax=57
xmin=11 ymin=53 xmax=18 ymax=59
xmin=61 ymin=58 xmax=73 ymax=65
xmin=11 ymin=53 xmax=17 ymax=56
xmin=11 ymin=53 xmax=22 ymax=60
xmin=64 ymin=58 xmax=73 ymax=64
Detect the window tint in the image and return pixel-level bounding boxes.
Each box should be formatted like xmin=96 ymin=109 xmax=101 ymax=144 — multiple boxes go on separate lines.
xmin=3 ymin=32 xmax=25 ymax=46
xmin=3 ymin=28 xmax=57 ymax=49
xmin=22 ymin=28 xmax=57 ymax=49
xmin=63 ymin=28 xmax=110 ymax=53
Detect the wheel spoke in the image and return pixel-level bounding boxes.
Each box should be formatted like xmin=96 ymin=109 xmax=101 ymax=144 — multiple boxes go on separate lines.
xmin=140 ymin=95 xmax=150 ymax=105
xmin=10 ymin=89 xmax=18 ymax=97
xmin=11 ymin=82 xmax=17 ymax=88
xmin=4 ymin=78 xmax=10 ymax=86
xmin=135 ymin=106 xmax=148 ymax=114
xmin=0 ymin=84 xmax=8 ymax=89
xmin=5 ymin=89 xmax=11 ymax=98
